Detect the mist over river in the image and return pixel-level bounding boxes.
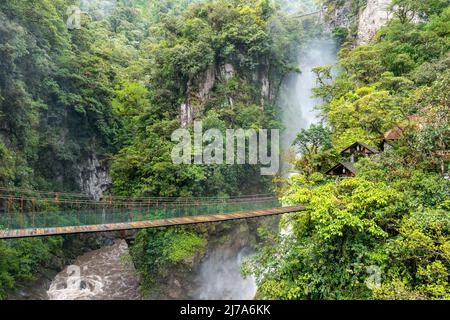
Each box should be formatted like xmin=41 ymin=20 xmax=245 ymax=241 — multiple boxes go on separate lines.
xmin=192 ymin=247 xmax=257 ymax=300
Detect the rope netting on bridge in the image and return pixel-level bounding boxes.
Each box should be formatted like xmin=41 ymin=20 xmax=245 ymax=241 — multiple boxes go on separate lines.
xmin=0 ymin=188 xmax=280 ymax=230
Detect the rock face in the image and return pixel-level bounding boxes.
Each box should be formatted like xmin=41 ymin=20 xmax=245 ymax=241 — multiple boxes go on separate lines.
xmin=221 ymin=63 xmax=235 ymax=80
xmin=178 ymin=59 xmax=277 ymax=126
xmin=357 ymin=0 xmax=392 ymax=44
xmin=180 ymin=102 xmax=193 ymax=128
xmin=323 ymin=1 xmax=353 ymax=31
xmin=323 ymin=0 xmax=394 ymax=45
xmin=78 ymin=154 xmax=111 ymax=200
xmin=180 ymin=65 xmax=216 ymax=128
xmin=261 ymin=73 xmax=270 ymax=99
xmin=198 ymin=65 xmax=216 ymax=102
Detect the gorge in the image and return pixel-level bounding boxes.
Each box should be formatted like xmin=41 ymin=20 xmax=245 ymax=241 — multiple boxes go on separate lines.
xmin=1 ymin=0 xmax=448 ymax=301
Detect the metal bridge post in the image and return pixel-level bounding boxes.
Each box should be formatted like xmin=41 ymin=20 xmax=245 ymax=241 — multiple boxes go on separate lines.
xmin=110 ymin=196 xmax=114 ymax=223
xmin=7 ymin=195 xmax=12 ymax=229
xmin=32 ymin=197 xmax=36 ymax=227
xmin=102 ymin=197 xmax=106 ymax=224
xmin=77 ymin=200 xmax=80 ymax=225
xmin=55 ymin=192 xmax=59 ymax=209
xmin=44 ymin=197 xmax=48 ymax=227
xmin=20 ymin=194 xmax=24 ymax=227
xmin=129 ymin=199 xmax=133 ymax=222
xmin=156 ymin=199 xmax=159 ymax=213
xmin=121 ymin=200 xmax=124 ymax=222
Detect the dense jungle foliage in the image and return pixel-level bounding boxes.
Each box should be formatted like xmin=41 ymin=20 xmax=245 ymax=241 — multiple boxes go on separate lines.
xmin=0 ymin=0 xmax=312 ymax=298
xmin=244 ymin=0 xmax=450 ymax=300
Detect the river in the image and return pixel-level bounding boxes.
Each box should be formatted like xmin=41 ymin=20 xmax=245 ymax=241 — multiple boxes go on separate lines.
xmin=47 ymin=239 xmax=141 ymax=300
xmin=43 ymin=238 xmax=256 ymax=300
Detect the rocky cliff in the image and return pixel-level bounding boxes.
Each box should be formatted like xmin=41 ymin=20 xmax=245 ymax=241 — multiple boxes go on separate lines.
xmin=179 ymin=60 xmax=276 ymax=128
xmin=77 ymin=154 xmax=111 ymax=200
xmin=323 ymin=0 xmax=393 ymax=45
xmin=357 ymin=0 xmax=392 ymax=44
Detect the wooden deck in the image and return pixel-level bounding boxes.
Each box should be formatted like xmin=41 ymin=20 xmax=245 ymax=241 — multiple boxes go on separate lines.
xmin=0 ymin=205 xmax=304 ymax=239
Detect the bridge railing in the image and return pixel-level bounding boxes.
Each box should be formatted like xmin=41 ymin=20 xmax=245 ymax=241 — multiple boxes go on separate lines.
xmin=0 ymin=189 xmax=280 ymax=230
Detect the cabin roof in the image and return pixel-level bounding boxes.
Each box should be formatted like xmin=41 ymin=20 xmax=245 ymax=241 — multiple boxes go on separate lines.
xmin=383 ymin=126 xmax=403 ymax=140
xmin=382 ymin=115 xmax=423 ymax=141
xmin=325 ymin=161 xmax=357 ymax=176
xmin=341 ymin=141 xmax=379 ymax=155
xmin=434 ymin=150 xmax=450 ymax=159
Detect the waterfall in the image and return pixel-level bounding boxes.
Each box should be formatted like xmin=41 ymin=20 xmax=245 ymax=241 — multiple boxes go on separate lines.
xmin=193 ymin=247 xmax=257 ymax=300
xmin=278 ymin=36 xmax=338 ymax=238
xmin=279 ymin=37 xmax=338 ymax=173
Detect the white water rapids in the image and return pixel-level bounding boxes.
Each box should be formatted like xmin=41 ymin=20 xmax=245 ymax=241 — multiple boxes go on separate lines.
xmin=45 ymin=239 xmax=256 ymax=300
xmin=47 ymin=240 xmax=141 ymax=300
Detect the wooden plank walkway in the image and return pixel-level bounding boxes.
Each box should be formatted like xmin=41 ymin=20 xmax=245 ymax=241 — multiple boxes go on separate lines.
xmin=0 ymin=205 xmax=304 ymax=239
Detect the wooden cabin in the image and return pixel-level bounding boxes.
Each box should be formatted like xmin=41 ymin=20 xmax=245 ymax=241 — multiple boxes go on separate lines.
xmin=380 ymin=126 xmax=403 ymax=151
xmin=325 ymin=141 xmax=378 ymax=177
xmin=325 ymin=115 xmax=447 ymax=178
xmin=380 ymin=116 xmax=422 ymax=151
xmin=325 ymin=162 xmax=357 ymax=177
xmin=434 ymin=150 xmax=450 ymax=159
xmin=341 ymin=141 xmax=379 ymax=163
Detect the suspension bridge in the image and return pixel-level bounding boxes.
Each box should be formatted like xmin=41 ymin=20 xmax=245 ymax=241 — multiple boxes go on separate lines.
xmin=0 ymin=188 xmax=304 ymax=239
